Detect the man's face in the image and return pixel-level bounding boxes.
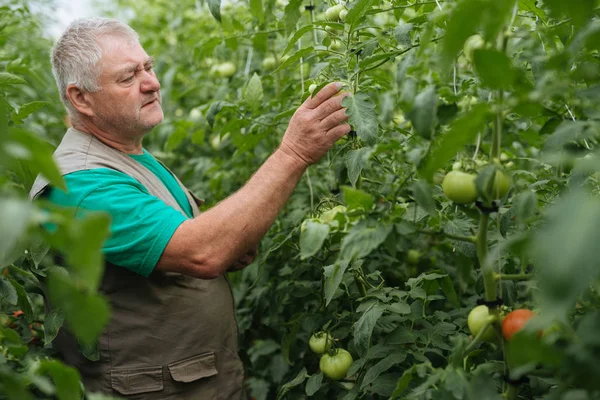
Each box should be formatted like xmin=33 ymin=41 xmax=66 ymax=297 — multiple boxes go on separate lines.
xmin=87 ymin=36 xmax=163 ymax=136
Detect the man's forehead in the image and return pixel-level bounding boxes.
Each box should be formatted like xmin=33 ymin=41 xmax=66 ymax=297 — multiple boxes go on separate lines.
xmin=98 ymin=36 xmax=149 ymax=71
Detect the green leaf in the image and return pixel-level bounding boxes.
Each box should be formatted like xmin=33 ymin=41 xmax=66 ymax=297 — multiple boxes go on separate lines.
xmin=37 ymin=360 xmax=82 ymax=400
xmin=339 ymin=222 xmax=393 ymax=263
xmin=439 ymin=275 xmax=459 ymax=308
xmin=514 ymin=190 xmax=537 ymax=224
xmin=9 ymin=279 xmax=33 ymax=323
xmin=44 ymin=308 xmax=65 ymax=346
xmin=346 ymin=0 xmax=376 ymax=27
xmin=282 ymin=25 xmax=315 ymax=56
xmin=242 ymin=73 xmax=263 ymax=109
xmin=532 ymin=189 xmax=600 ymax=318
xmin=343 ymin=92 xmax=379 ymax=144
xmin=12 ymin=101 xmax=48 ymax=124
xmin=407 ymin=86 xmax=438 ymax=139
xmin=5 ymin=128 xmax=65 ymax=191
xmin=345 ymin=147 xmax=374 ymax=187
xmin=439 ymin=0 xmax=484 ymax=69
xmin=543 ymin=121 xmax=596 ymax=152
xmin=63 ymin=212 xmax=110 ymax=291
xmin=272 ymin=47 xmax=314 ymax=73
xmin=410 ymin=180 xmax=436 ymax=216
xmin=473 ymin=49 xmax=516 ymax=90
xmin=47 ymin=270 xmax=110 ymax=345
xmin=207 ymin=0 xmax=222 ymax=22
xmin=164 ymin=125 xmax=188 ymax=152
xmin=390 ymin=365 xmax=417 ymax=399
xmin=353 ymin=303 xmax=385 ymax=357
xmin=277 ymin=367 xmax=309 ymax=400
xmin=518 ymin=0 xmax=547 ymax=22
xmin=0 ymin=199 xmax=31 ymax=266
xmin=342 ymin=186 xmax=374 ymax=211
xmin=305 ymin=372 xmax=323 ymax=396
xmin=0 ymin=279 xmax=18 ymax=306
xmin=361 ymin=351 xmax=407 ymax=388
xmin=299 ymin=220 xmax=330 ymax=260
xmin=323 ymin=260 xmax=350 ymax=306
xmin=206 ymin=101 xmax=234 ymax=128
xmin=249 ymin=0 xmax=264 ymax=24
xmin=0 ymin=72 xmax=26 ymax=87
xmin=545 ymin=0 xmax=594 ymax=27
xmin=419 ymin=103 xmax=489 ymax=181
xmin=284 ymin=0 xmax=303 ymax=34
xmin=394 ymin=22 xmax=413 ymax=47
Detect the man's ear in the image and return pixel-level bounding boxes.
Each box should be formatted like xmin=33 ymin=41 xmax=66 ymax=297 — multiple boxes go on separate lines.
xmin=65 ymin=84 xmax=95 ymax=117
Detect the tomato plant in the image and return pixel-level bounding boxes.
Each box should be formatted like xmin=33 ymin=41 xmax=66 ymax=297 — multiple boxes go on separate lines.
xmin=5 ymin=0 xmax=600 ymax=399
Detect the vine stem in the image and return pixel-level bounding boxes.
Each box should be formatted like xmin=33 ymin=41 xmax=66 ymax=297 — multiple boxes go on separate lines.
xmin=417 ymin=229 xmax=477 ymax=243
xmin=494 ymin=273 xmax=533 ymax=281
xmin=477 ymin=213 xmax=497 ymax=302
xmin=505 ymin=384 xmax=519 ymax=400
xmin=464 ymin=315 xmax=497 ymax=352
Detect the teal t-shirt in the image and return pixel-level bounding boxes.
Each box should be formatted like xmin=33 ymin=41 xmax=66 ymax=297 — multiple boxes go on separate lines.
xmin=47 ymin=149 xmax=192 ymax=277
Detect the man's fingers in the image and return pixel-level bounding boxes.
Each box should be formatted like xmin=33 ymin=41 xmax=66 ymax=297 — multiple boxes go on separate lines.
xmin=321 ymin=108 xmax=349 ymax=130
xmin=327 ymin=123 xmax=352 ymax=141
xmin=304 ymin=82 xmax=344 ymax=109
xmin=313 ymin=93 xmax=349 ymax=120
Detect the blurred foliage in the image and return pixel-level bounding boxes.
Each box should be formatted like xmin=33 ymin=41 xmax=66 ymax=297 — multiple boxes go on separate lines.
xmin=2 ymin=0 xmax=600 ymax=399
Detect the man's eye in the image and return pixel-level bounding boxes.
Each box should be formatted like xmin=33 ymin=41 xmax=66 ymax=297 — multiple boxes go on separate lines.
xmin=123 ymin=76 xmax=134 ymax=83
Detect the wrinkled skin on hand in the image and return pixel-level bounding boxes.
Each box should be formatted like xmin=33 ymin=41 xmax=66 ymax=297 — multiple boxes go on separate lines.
xmin=279 ymin=82 xmax=351 ymax=167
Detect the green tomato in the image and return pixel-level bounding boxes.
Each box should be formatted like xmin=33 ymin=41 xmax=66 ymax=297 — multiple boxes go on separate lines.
xmin=262 ymin=56 xmax=277 ymax=71
xmin=329 ymin=39 xmax=342 ymax=51
xmin=339 ymin=8 xmax=348 ymax=22
xmin=217 ymin=62 xmax=236 ymax=78
xmin=442 ymin=170 xmax=478 ymax=204
xmin=309 ymin=331 xmax=334 ymax=354
xmin=407 ymin=249 xmax=421 ymax=265
xmin=464 ymin=34 xmax=485 ymax=63
xmin=320 ymin=348 xmax=353 ymax=380
xmin=491 ymin=170 xmax=511 ymax=199
xmin=468 ymin=305 xmax=496 ymax=342
xmin=325 ymin=4 xmax=344 ymax=21
xmin=308 ymin=83 xmax=318 ymax=96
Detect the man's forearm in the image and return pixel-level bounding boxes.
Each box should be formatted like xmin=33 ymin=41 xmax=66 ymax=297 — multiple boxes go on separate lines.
xmin=168 ymin=148 xmax=308 ymax=277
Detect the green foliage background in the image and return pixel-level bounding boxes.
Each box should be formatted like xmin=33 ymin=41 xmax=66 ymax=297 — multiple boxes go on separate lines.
xmin=2 ymin=0 xmax=600 ymax=399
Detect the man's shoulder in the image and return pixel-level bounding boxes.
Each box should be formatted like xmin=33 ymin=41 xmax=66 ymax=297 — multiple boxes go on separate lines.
xmin=47 ymin=168 xmax=146 ymax=208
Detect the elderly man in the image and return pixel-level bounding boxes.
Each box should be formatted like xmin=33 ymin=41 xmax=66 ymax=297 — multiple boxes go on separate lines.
xmin=29 ymin=17 xmax=350 ymax=399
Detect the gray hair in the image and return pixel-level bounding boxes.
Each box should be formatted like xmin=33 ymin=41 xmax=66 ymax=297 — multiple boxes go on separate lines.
xmin=51 ymin=17 xmax=139 ymax=117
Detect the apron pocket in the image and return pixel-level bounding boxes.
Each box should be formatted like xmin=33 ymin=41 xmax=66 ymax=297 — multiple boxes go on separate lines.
xmin=110 ymin=366 xmax=163 ymax=395
xmin=168 ymin=352 xmax=218 ymax=383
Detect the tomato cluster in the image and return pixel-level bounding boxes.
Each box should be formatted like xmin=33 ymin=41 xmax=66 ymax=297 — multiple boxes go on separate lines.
xmin=467 ymin=306 xmax=536 ymax=342
xmin=309 ymin=331 xmax=353 ymax=380
xmin=441 ymin=167 xmax=511 ymax=204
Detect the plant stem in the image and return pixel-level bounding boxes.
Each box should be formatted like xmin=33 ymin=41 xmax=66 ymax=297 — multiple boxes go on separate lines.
xmin=417 ymin=229 xmax=477 ymax=243
xmin=464 ymin=316 xmax=497 ymax=352
xmin=494 ymin=273 xmax=533 ymax=281
xmin=505 ymin=384 xmax=519 ymax=400
xmin=477 ymin=213 xmax=496 ymax=302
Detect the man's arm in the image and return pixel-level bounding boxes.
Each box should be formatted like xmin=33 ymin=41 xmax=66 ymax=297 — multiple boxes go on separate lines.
xmin=155 ymin=82 xmax=351 ymax=279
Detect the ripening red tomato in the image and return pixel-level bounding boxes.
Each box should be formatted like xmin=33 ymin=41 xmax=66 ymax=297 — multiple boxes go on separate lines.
xmin=502 ymin=309 xmax=535 ymax=340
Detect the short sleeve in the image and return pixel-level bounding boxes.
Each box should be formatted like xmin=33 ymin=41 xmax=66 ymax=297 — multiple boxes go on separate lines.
xmin=48 ymin=169 xmax=188 ymax=277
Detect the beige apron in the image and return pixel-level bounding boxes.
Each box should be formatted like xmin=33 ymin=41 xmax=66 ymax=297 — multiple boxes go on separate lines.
xmin=30 ymin=128 xmax=245 ymax=399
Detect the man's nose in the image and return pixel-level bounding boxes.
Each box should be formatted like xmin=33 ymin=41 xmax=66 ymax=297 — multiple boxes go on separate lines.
xmin=141 ymin=70 xmax=160 ymax=93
